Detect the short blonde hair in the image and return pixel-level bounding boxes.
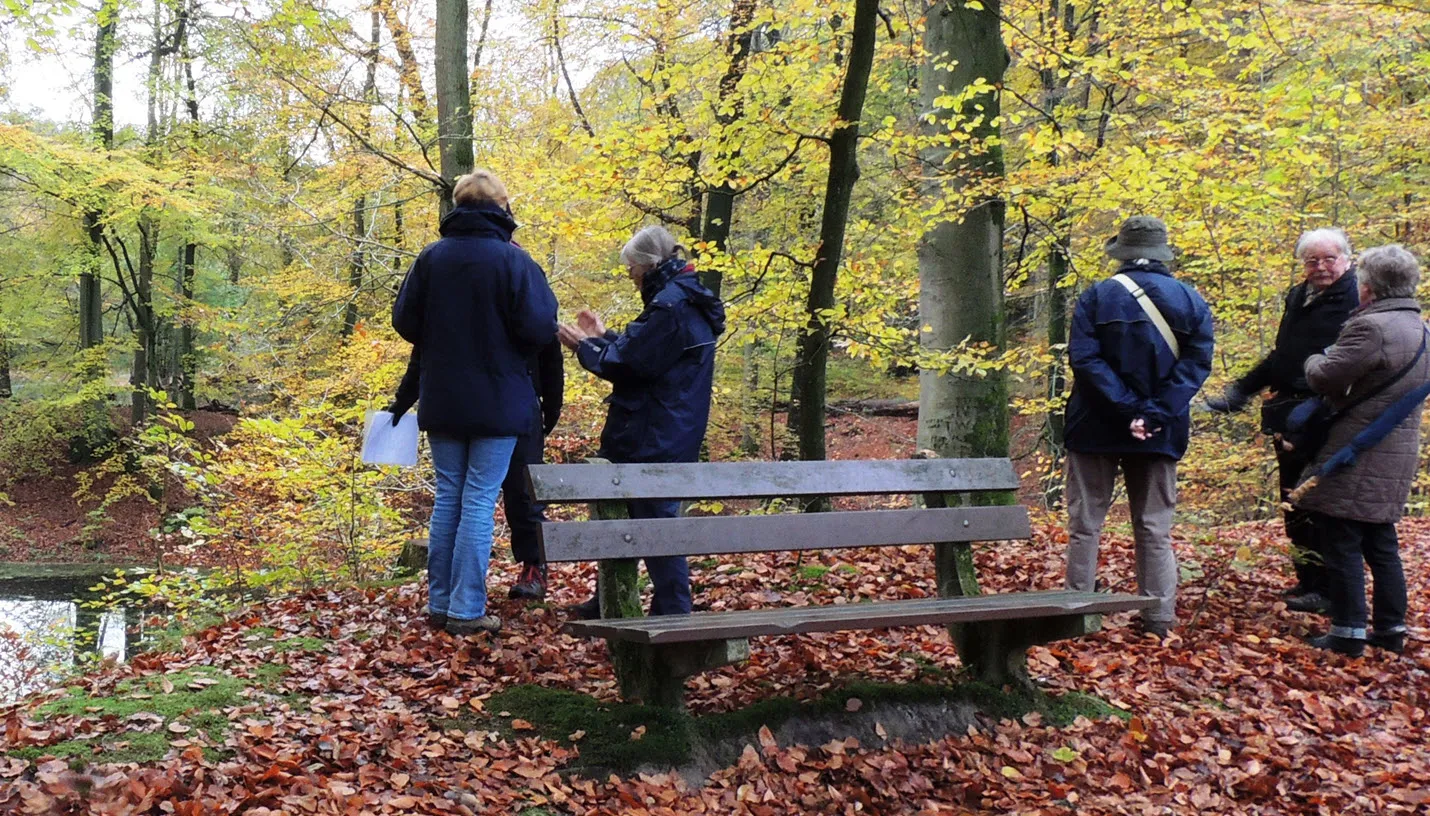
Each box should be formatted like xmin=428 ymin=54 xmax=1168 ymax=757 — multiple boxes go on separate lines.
xmin=452 ymin=169 xmax=509 ymax=208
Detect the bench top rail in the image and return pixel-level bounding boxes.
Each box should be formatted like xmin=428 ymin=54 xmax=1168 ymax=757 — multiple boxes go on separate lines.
xmin=539 ymin=505 xmax=1030 ymax=562
xmin=527 ymin=458 xmax=1018 ymax=504
xmin=565 ymin=590 xmax=1156 ymax=644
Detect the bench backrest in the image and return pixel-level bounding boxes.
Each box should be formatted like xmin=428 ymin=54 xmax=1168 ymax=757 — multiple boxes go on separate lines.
xmin=529 ymin=458 xmax=1029 ymax=563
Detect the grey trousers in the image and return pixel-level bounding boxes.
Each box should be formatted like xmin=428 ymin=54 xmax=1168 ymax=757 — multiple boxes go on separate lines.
xmin=1064 ymin=450 xmax=1179 ymax=623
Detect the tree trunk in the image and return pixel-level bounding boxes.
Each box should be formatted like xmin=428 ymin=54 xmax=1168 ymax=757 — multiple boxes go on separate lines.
xmin=473 ymin=0 xmax=495 ymax=72
xmin=789 ymin=0 xmax=879 ymax=470
xmin=0 ymin=336 xmax=12 ymax=399
xmin=916 ymin=1 xmax=1010 ymax=468
xmin=697 ymin=0 xmax=759 ymax=299
xmin=1040 ymin=0 xmax=1075 ymax=507
xmin=176 ymin=15 xmax=200 ymax=411
xmin=344 ymin=197 xmax=367 ymax=336
xmin=81 ymin=0 xmax=117 ymax=354
xmin=344 ymin=9 xmax=379 ymax=338
xmin=131 ymin=220 xmax=158 ymax=425
xmin=435 ymin=0 xmax=474 ymax=214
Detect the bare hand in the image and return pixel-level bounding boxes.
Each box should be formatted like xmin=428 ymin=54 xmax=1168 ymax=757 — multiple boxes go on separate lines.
xmin=557 ymin=324 xmax=586 ymax=350
xmin=1130 ymin=418 xmax=1160 ymax=441
xmin=577 ymin=309 xmax=605 ymax=337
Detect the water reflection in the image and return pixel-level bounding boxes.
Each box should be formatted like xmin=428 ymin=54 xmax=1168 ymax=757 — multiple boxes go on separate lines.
xmin=0 ymin=572 xmax=143 ymax=704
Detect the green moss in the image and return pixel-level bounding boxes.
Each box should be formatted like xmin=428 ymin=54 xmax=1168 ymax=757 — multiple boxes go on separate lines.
xmin=271 ymin=636 xmax=327 ymax=653
xmin=39 ymin=667 xmax=246 ymax=720
xmin=12 ymin=729 xmax=182 ymax=766
xmin=487 ymin=685 xmax=693 ymax=771
xmin=797 ymin=564 xmax=830 ymax=581
xmin=481 ymin=679 xmax=1123 ymax=775
xmin=835 ymin=564 xmax=860 ymax=576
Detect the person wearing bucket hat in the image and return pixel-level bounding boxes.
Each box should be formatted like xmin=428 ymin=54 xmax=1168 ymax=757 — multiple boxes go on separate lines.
xmin=1063 ymin=216 xmax=1215 ymax=639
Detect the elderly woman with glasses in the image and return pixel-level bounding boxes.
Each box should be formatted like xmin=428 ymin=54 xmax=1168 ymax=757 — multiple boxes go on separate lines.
xmin=1293 ymin=244 xmax=1429 ymax=656
xmin=1206 ymin=229 xmax=1359 ymax=612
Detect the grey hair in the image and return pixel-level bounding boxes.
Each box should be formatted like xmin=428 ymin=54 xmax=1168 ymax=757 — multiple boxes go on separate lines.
xmin=1357 ymin=244 xmax=1421 ymax=299
xmin=620 ymin=225 xmax=682 ymax=268
xmin=1295 ymin=228 xmax=1352 ymax=260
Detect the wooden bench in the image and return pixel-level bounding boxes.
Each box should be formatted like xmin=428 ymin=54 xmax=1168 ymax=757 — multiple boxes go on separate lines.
xmin=529 ymin=457 xmax=1155 ymax=708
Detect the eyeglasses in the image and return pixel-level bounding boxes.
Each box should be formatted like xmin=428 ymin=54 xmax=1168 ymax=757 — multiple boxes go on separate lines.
xmin=1302 ymin=255 xmax=1344 ymax=268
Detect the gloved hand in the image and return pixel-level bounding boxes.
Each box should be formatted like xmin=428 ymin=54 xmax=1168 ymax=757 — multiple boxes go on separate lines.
xmin=1204 ymin=384 xmax=1250 ymax=414
xmin=385 ymin=399 xmax=415 ymax=426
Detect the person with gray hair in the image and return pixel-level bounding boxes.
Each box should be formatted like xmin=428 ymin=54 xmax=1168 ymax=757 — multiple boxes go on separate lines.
xmin=1295 ymin=243 xmax=1429 ymax=656
xmin=556 ymin=225 xmax=726 ymax=619
xmin=1206 ymin=228 xmax=1359 ymax=611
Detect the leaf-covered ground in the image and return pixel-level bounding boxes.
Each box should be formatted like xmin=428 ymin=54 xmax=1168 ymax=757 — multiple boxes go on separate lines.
xmin=3 ymin=516 xmax=1428 ymax=815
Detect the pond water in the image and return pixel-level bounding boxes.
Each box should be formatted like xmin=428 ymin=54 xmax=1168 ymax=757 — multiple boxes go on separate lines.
xmin=0 ymin=566 xmax=144 ymax=705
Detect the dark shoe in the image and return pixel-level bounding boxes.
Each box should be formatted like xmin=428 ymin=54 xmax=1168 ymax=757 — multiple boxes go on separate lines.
xmin=1286 ymin=592 xmax=1330 ymax=613
xmin=508 ymin=563 xmax=548 ymax=601
xmin=1139 ymin=619 xmax=1171 ymax=639
xmin=445 ymin=615 xmax=501 ymax=636
xmin=427 ymin=612 xmax=448 ymax=631
xmin=568 ymin=596 xmax=601 ymax=620
xmin=1282 ymin=584 xmax=1311 ymax=598
xmin=1305 ymin=632 xmax=1365 ymax=657
xmin=1367 ymin=630 xmax=1406 ymax=653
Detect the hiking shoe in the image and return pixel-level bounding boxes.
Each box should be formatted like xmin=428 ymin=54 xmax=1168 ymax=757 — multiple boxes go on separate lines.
xmin=1367 ymin=630 xmax=1406 ymax=653
xmin=1139 ymin=619 xmax=1171 ymax=639
xmin=1282 ymin=584 xmax=1312 ymax=598
xmin=508 ymin=563 xmax=548 ymax=601
xmin=1286 ymin=592 xmax=1330 ymax=613
xmin=445 ymin=615 xmax=501 ymax=636
xmin=1306 ymin=632 xmax=1364 ymax=657
xmin=568 ymin=596 xmax=601 ymax=620
xmin=427 ymin=612 xmax=448 ymax=631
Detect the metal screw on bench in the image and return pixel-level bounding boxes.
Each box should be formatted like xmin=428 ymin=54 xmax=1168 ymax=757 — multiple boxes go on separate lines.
xmin=623 ymin=534 xmax=633 ymax=542
xmin=612 ymin=477 xmax=621 ymax=485
xmin=963 ymin=519 xmax=970 ymax=527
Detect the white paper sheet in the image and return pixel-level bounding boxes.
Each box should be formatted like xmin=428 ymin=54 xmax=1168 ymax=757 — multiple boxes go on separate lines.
xmin=361 ymin=410 xmax=420 ymax=467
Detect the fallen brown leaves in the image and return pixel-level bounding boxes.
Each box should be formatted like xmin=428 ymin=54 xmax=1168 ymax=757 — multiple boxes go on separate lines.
xmin=2 ymin=513 xmax=1428 ymax=815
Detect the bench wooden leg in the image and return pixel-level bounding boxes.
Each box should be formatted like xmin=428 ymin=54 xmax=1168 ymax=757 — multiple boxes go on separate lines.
xmin=611 ymin=639 xmax=751 ymax=709
xmin=952 ymin=614 xmax=1102 ymax=692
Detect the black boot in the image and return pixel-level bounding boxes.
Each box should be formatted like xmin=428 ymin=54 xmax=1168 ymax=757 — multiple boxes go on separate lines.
xmin=568 ymin=595 xmax=601 ymax=620
xmin=1287 ymin=592 xmax=1330 ymax=613
xmin=1367 ymin=630 xmax=1406 ymax=653
xmin=1305 ymin=632 xmax=1365 ymax=657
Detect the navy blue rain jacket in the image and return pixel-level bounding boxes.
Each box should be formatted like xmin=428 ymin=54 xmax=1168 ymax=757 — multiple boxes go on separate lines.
xmin=577 ymin=258 xmax=726 ymax=463
xmin=391 ymin=205 xmax=558 ymax=438
xmin=1065 ymin=260 xmax=1215 ymax=460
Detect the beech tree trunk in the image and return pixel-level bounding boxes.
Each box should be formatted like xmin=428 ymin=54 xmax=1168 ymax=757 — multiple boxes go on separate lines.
xmin=177 ymin=14 xmax=200 ymax=411
xmin=698 ymin=0 xmax=759 ymax=299
xmin=789 ymin=0 xmax=879 ymax=469
xmin=0 ymin=337 xmax=12 ymax=399
xmin=435 ymin=0 xmax=474 ymax=214
xmin=81 ymin=0 xmax=117 ymax=354
xmin=344 ymin=10 xmax=380 ymax=338
xmin=916 ymin=1 xmax=1010 ymax=467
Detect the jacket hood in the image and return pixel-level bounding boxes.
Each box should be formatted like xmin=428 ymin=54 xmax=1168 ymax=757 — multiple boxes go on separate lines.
xmin=642 ymin=256 xmax=726 ymax=336
xmin=439 ymin=205 xmax=517 ymax=241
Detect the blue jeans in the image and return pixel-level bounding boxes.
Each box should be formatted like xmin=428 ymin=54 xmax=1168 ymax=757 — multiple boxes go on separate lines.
xmin=428 ymin=434 xmax=518 ymax=620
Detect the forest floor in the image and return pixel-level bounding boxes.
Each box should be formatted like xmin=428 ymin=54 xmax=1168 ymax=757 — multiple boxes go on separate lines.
xmin=3 ymin=509 xmax=1429 ymax=812
xmin=4 ymin=408 xmax=1429 ymax=813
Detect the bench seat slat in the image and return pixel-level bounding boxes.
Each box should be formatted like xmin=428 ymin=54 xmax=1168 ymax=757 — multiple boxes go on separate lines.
xmin=564 ymin=591 xmax=1156 ymax=644
xmin=528 ymin=458 xmax=1018 ymax=503
xmin=539 ymin=505 xmax=1030 ymax=562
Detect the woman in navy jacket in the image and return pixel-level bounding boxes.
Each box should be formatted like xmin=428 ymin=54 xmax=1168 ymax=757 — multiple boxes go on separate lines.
xmin=557 ymin=226 xmax=726 ymax=618
xmin=391 ymin=170 xmax=558 ymax=635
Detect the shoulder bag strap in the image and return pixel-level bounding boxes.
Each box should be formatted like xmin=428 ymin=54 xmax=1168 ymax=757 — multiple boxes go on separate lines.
xmin=1335 ymin=324 xmax=1429 ymax=418
xmin=1112 ymin=274 xmax=1180 ymax=359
